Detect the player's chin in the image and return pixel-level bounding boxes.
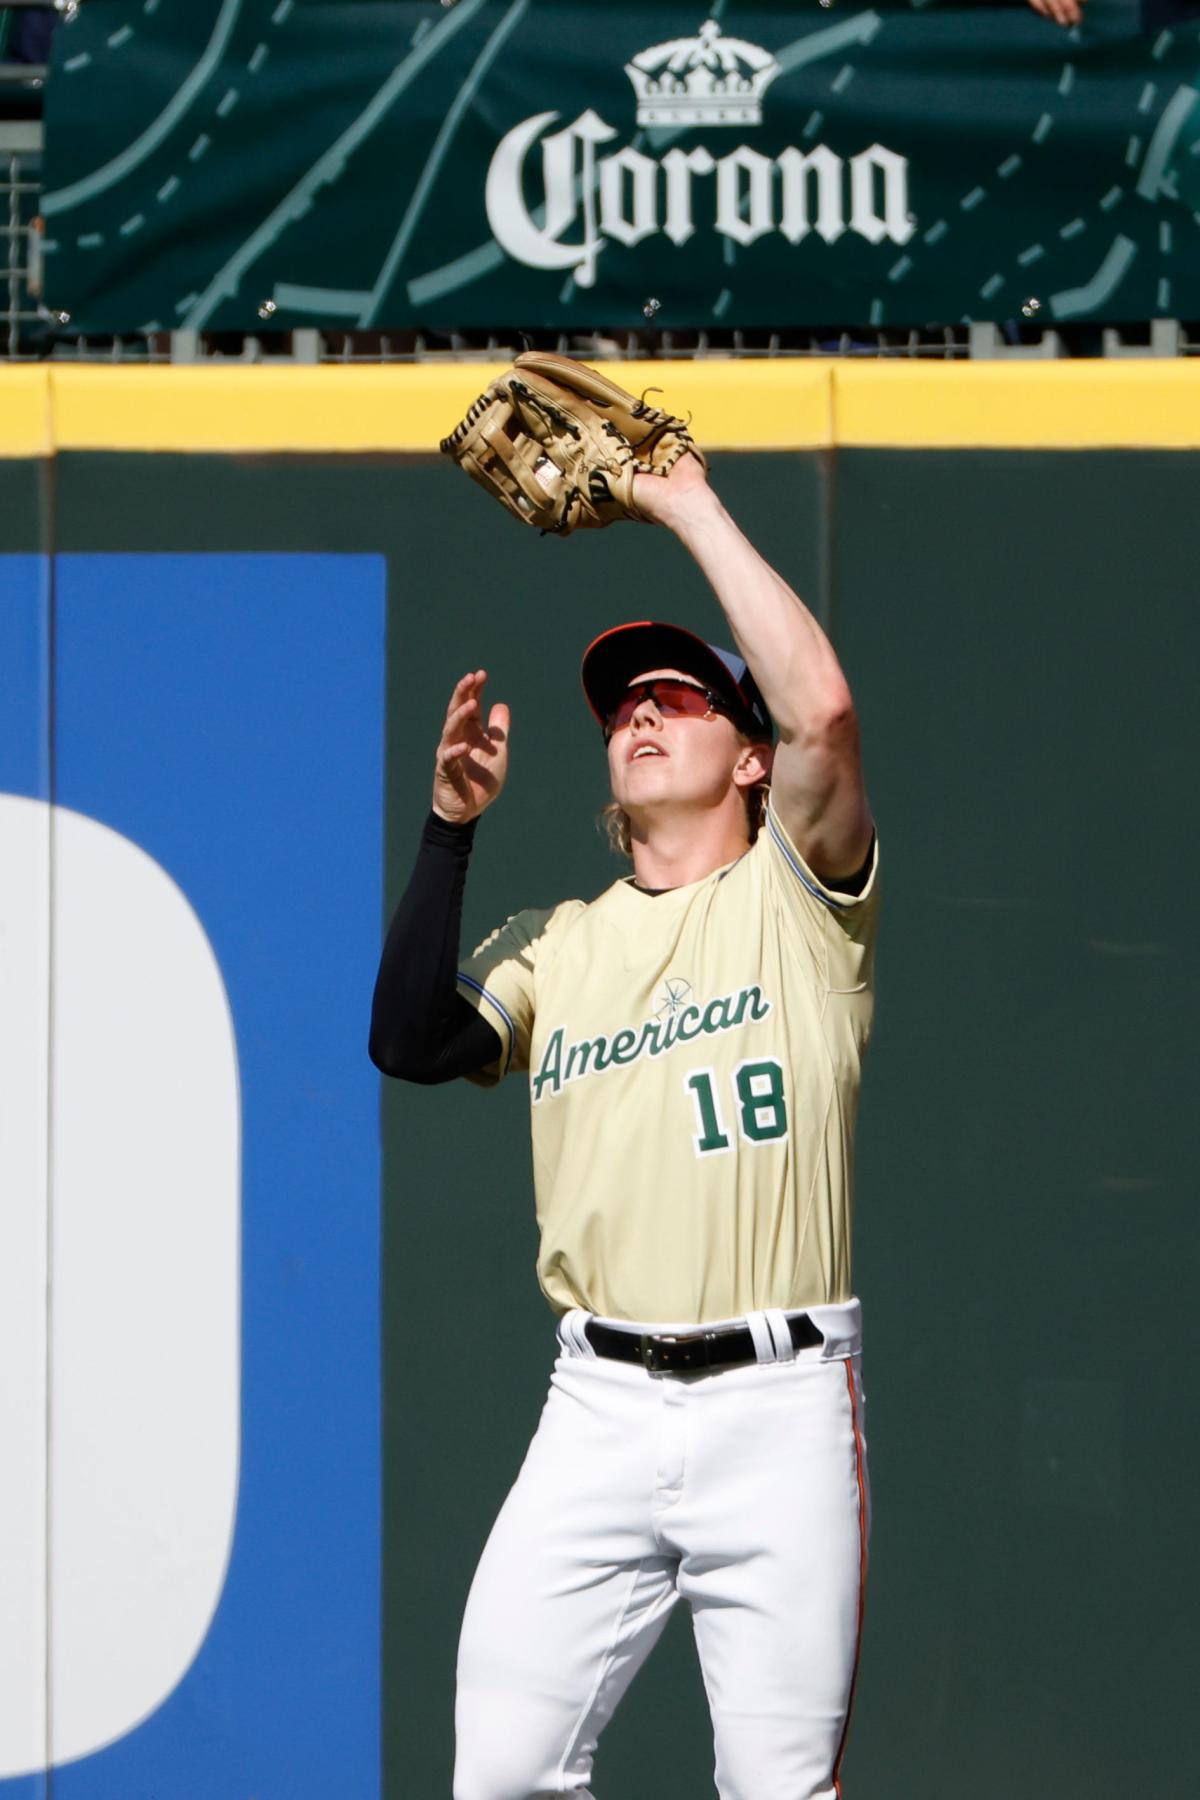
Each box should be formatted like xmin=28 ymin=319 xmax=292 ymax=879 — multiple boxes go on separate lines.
xmin=612 ymin=766 xmax=674 ymax=810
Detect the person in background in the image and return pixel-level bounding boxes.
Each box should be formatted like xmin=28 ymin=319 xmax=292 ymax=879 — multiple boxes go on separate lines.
xmin=7 ymin=7 xmax=57 ymax=65
xmin=1027 ymin=0 xmax=1200 ymax=29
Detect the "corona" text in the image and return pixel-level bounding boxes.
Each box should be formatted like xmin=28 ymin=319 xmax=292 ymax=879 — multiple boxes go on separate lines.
xmin=486 ymin=108 xmax=915 ymax=288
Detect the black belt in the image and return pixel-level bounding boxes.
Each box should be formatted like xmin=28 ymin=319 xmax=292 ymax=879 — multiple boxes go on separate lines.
xmin=585 ymin=1313 xmax=824 ymax=1375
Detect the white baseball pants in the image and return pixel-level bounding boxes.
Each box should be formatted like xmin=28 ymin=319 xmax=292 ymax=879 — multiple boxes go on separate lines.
xmin=453 ymin=1300 xmax=869 ymax=1800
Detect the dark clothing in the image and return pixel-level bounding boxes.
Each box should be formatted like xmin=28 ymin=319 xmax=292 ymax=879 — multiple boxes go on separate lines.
xmin=9 ymin=15 xmax=57 ymax=62
xmin=369 ymin=812 xmax=500 ymax=1083
xmin=1142 ymin=2 xmax=1200 ymax=27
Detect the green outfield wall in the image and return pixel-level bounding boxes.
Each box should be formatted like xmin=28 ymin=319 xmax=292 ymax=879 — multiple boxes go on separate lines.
xmin=1 ymin=365 xmax=1194 ymax=1799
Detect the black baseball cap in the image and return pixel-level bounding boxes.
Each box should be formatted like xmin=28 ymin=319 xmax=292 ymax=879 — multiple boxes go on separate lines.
xmin=581 ymin=621 xmax=774 ymax=741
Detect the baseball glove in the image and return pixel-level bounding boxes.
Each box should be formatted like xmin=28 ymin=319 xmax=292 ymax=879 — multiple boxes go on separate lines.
xmin=439 ymin=351 xmax=707 ymax=536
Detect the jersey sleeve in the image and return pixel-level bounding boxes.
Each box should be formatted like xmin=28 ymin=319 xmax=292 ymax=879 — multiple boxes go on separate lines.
xmin=456 ymin=904 xmax=560 ymax=1085
xmin=760 ymin=799 xmax=880 ymax=991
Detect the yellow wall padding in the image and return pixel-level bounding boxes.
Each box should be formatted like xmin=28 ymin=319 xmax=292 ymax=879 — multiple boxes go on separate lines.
xmin=0 ymin=368 xmax=55 ymax=457
xmin=3 ymin=360 xmax=1200 ymax=456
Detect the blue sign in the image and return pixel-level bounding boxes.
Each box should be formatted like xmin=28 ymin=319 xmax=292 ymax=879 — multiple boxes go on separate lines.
xmin=0 ymin=554 xmax=385 ymax=1797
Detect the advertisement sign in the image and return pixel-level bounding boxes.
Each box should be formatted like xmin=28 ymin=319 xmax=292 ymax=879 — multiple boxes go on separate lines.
xmin=40 ymin=1 xmax=1200 ymax=332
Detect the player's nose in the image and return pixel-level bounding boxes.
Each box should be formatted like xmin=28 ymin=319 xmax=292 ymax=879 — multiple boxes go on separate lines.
xmin=629 ymin=694 xmax=664 ymax=730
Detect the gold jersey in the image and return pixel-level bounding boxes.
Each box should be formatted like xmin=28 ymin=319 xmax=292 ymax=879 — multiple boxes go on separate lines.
xmin=457 ymin=803 xmax=879 ymax=1324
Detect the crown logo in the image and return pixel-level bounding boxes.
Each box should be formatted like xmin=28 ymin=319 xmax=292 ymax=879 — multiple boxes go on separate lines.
xmin=624 ymin=19 xmax=781 ymax=128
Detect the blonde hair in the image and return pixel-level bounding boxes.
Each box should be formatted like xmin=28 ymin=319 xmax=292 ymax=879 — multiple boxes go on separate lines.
xmin=599 ymin=780 xmax=771 ymax=861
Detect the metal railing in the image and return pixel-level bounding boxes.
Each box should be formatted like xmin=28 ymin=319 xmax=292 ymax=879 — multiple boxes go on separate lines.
xmin=16 ymin=319 xmax=1200 ymax=366
xmin=1 ymin=0 xmax=57 ymax=352
xmin=0 ymin=120 xmax=40 ymax=356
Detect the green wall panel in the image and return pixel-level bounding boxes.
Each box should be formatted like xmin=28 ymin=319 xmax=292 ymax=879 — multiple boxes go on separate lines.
xmin=835 ymin=449 xmax=1198 ymax=1800
xmin=42 ymin=446 xmax=1196 ymax=1799
xmin=0 ymin=461 xmax=50 ymax=555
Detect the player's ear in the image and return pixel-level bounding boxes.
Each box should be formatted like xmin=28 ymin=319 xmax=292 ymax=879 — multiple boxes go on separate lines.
xmin=733 ymin=742 xmax=773 ymax=789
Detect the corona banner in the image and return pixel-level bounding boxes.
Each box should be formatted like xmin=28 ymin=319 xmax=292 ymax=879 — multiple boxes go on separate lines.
xmin=40 ymin=0 xmax=1200 ymax=333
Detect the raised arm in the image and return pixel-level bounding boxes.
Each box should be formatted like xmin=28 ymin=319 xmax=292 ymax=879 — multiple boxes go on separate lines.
xmin=632 ymin=462 xmax=873 ymax=884
xmin=369 ymin=671 xmax=509 ymax=1082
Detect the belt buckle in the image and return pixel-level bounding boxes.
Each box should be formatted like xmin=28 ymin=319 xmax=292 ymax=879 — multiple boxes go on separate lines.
xmin=639 ymin=1330 xmax=711 ymax=1375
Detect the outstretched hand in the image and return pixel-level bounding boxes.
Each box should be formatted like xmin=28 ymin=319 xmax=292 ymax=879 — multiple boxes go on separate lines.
xmin=432 ymin=670 xmax=510 ymax=825
xmin=1026 ymin=0 xmax=1083 ymax=25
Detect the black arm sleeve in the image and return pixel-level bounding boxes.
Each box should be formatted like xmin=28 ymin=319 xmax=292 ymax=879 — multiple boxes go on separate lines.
xmin=368 ymin=811 xmax=503 ymax=1084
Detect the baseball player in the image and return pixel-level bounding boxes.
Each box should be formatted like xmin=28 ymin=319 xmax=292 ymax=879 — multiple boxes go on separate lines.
xmin=371 ymin=380 xmax=878 ymax=1799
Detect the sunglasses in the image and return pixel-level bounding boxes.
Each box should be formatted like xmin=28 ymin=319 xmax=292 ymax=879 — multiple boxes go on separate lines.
xmin=603 ymin=677 xmax=736 ymax=743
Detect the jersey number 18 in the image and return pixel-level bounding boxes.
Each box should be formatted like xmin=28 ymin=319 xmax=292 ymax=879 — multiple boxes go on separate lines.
xmin=685 ymin=1059 xmax=788 ymax=1156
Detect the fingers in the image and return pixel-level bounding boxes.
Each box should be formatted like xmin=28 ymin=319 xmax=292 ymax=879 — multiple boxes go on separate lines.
xmin=1028 ymin=0 xmax=1081 ymax=23
xmin=443 ymin=667 xmax=487 ymax=726
xmin=432 ymin=671 xmax=510 ymax=822
xmin=437 ymin=676 xmax=508 ymax=769
xmin=442 ymin=698 xmax=481 ymax=745
xmin=439 ymin=672 xmax=486 ymax=755
xmin=441 ymin=697 xmax=504 ymax=754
